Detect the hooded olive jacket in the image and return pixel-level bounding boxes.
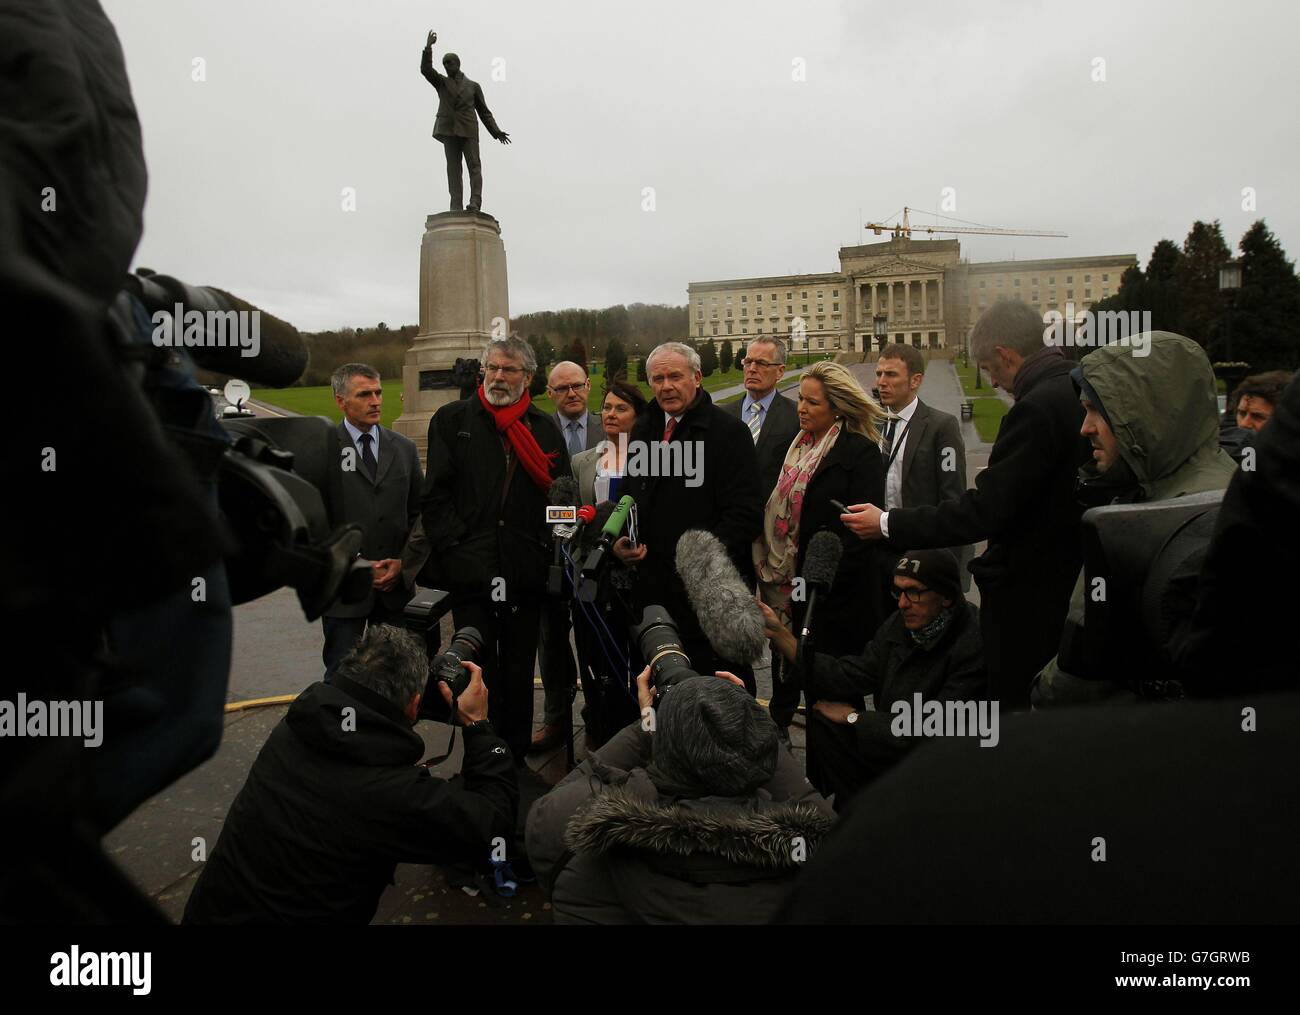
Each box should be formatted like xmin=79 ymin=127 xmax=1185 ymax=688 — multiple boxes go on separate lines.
xmin=1032 ymin=332 xmax=1237 ymax=705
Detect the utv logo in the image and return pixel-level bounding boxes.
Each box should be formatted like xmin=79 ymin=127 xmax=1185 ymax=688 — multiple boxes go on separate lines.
xmin=50 ymin=947 xmax=151 ymax=995
xmin=152 ymin=304 xmax=261 ymax=358
xmin=890 ymin=693 xmax=1000 ymax=747
xmin=1042 ymin=303 xmax=1152 ymax=357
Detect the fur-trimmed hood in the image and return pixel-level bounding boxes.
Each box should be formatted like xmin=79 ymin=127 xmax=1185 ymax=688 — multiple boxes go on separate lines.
xmin=563 ymin=786 xmax=834 ymax=872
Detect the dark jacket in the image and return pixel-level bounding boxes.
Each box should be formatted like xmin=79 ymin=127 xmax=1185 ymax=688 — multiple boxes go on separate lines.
xmin=1171 ymin=370 xmax=1300 ymax=695
xmin=790 ymin=430 xmax=888 ymax=655
xmin=524 ymin=722 xmax=834 ymax=924
xmin=894 ymin=398 xmax=972 ymax=586
xmin=777 ymin=693 xmax=1300 ymax=924
xmin=419 ymin=394 xmax=571 ymax=600
xmin=724 ymin=389 xmax=802 ymax=505
xmin=886 ymin=355 xmax=1087 ymax=708
xmin=623 ymin=389 xmax=763 ymax=663
xmin=801 ymin=601 xmax=985 ymax=777
xmin=327 ymin=423 xmax=424 ymax=618
xmin=183 ymin=677 xmax=517 ymax=924
xmin=420 ymin=46 xmax=505 ymax=141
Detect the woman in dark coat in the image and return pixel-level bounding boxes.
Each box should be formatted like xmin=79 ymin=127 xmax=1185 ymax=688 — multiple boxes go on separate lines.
xmin=753 ymin=360 xmax=888 ymax=734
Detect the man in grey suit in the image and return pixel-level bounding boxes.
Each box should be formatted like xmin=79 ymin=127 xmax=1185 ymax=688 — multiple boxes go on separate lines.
xmin=532 ymin=360 xmax=606 ymax=752
xmin=874 ymin=344 xmax=972 ymax=589
xmin=322 ymin=364 xmax=424 ymax=681
xmin=724 ymin=338 xmax=802 ymax=507
xmin=420 ymin=30 xmax=511 ymax=213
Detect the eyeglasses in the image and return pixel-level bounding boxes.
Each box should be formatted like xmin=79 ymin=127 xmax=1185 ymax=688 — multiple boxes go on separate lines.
xmin=548 ymin=382 xmax=588 ymax=395
xmin=483 ymin=364 xmax=524 ymax=377
xmin=741 ymin=358 xmax=782 ymax=369
xmin=892 ymin=584 xmax=933 ymax=603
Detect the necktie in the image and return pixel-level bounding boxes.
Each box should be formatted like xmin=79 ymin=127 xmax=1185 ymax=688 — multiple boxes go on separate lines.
xmin=747 ymin=402 xmax=763 ymax=443
xmin=358 ymin=431 xmax=377 ymax=480
xmin=566 ymin=420 xmax=583 ymax=456
xmin=883 ymin=418 xmax=898 ymax=457
xmin=663 ymin=417 xmax=677 ymax=444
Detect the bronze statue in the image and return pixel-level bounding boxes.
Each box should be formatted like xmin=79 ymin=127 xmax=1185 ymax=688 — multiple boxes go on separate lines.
xmin=420 ymin=30 xmax=511 ymax=214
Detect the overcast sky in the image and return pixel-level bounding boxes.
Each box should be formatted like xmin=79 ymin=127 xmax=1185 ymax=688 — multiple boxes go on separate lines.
xmin=103 ymin=0 xmax=1296 ymax=332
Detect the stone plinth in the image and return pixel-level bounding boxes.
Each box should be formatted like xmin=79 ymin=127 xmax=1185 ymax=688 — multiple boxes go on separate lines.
xmin=393 ymin=211 xmax=509 ymax=465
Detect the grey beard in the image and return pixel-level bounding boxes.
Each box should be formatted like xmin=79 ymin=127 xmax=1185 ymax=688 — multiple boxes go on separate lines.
xmin=485 ymin=385 xmax=522 ymax=406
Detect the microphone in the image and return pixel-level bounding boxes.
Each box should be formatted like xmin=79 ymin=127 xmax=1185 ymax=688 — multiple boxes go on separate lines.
xmin=547 ymin=477 xmax=580 ymax=597
xmin=675 ymin=529 xmax=767 ymax=665
xmin=125 ymin=271 xmax=309 ymax=388
xmin=798 ymin=531 xmax=843 ymax=657
xmin=580 ymin=494 xmax=635 ymax=579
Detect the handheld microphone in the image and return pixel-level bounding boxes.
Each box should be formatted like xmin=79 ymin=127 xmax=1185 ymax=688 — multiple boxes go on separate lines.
xmin=798 ymin=531 xmax=843 ymax=659
xmin=581 ymin=494 xmax=635 ymax=579
xmin=675 ymin=529 xmax=767 ymax=665
xmin=547 ymin=477 xmax=579 ymax=597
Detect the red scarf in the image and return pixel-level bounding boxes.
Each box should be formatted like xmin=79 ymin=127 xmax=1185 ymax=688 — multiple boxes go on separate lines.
xmin=477 ymin=385 xmax=556 ymax=492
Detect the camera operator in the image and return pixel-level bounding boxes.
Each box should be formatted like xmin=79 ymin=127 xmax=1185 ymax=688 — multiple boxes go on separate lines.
xmin=525 ymin=666 xmax=833 ymax=924
xmin=183 ymin=625 xmax=516 ymax=924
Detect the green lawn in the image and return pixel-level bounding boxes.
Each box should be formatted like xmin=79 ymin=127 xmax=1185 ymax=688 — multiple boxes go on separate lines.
xmin=951 ymin=360 xmax=1008 ymax=443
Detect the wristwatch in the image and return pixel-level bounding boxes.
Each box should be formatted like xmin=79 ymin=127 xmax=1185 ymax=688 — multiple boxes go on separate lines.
xmin=846 ymin=711 xmax=860 ymax=725
xmin=464 ymin=718 xmax=492 ymax=731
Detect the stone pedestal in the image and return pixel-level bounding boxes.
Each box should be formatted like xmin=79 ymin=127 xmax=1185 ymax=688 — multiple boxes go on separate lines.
xmin=393 ymin=211 xmax=509 ymax=465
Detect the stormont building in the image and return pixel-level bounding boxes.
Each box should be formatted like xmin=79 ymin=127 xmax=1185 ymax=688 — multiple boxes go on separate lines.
xmin=687 ymin=237 xmax=1137 ymax=355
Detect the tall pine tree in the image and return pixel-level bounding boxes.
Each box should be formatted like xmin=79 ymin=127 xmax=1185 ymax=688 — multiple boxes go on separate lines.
xmin=1177 ymin=220 xmax=1232 ymax=349
xmin=1231 ymin=220 xmax=1300 ymax=370
xmin=605 ymin=337 xmax=628 ymax=382
xmin=718 ymin=339 xmax=734 ymax=373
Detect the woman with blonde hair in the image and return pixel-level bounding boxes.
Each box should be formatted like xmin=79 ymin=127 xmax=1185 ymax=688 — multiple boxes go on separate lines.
xmin=753 ymin=360 xmax=889 ymax=742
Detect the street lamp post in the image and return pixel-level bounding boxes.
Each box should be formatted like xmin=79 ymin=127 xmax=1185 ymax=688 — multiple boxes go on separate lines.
xmin=873 ymin=314 xmax=888 ymax=356
xmin=1218 ymin=259 xmax=1242 ymax=362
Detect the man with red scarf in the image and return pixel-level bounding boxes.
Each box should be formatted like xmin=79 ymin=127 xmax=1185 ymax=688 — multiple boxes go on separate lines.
xmin=420 ymin=336 xmax=571 ymax=762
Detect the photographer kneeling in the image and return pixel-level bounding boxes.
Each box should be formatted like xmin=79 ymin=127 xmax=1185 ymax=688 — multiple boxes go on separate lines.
xmin=525 ymin=668 xmax=833 ymax=924
xmin=184 ymin=626 xmax=517 ymax=924
xmin=761 ymin=549 xmax=985 ymax=811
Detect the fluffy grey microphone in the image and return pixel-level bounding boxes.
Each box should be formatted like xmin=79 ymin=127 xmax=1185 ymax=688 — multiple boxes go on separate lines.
xmin=548 ymin=475 xmax=578 ymax=506
xmin=675 ymin=529 xmax=767 ymax=665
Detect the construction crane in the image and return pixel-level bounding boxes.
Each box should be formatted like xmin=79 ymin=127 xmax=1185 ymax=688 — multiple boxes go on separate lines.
xmin=864 ymin=206 xmax=1067 ymax=240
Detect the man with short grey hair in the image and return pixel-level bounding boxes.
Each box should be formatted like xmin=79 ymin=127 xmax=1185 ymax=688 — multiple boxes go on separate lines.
xmin=725 ymin=338 xmax=800 ymax=502
xmin=184 ymin=625 xmax=517 ymax=924
xmin=323 ymin=363 xmax=424 ymax=681
xmin=618 ymin=342 xmax=764 ymax=692
xmin=841 ymin=301 xmax=1089 ymax=709
xmin=532 ymin=359 xmax=605 ymax=753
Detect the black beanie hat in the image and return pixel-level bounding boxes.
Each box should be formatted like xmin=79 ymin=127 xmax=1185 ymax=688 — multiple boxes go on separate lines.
xmin=894 ymin=548 xmax=963 ymax=603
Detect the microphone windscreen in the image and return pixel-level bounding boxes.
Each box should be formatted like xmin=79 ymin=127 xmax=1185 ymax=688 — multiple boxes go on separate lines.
xmin=675 ymin=529 xmax=767 ymax=665
xmin=803 ymin=531 xmax=844 ymax=588
xmin=549 ymin=475 xmax=578 ymax=507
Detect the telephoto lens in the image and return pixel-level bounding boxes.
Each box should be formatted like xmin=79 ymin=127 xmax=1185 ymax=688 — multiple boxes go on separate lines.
xmin=630 ymin=606 xmax=701 ymax=691
xmin=430 ymin=627 xmax=484 ymax=699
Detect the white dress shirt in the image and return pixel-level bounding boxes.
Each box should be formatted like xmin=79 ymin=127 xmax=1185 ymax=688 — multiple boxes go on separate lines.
xmin=342 ymin=417 xmax=379 ymax=459
xmin=883 ymin=396 xmax=918 ymax=510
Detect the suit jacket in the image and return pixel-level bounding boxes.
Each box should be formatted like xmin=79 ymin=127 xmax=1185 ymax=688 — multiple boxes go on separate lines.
xmin=622 ymin=390 xmax=763 ymax=665
xmin=553 ymin=410 xmax=607 ymax=455
xmin=571 ymin=446 xmax=603 ymax=506
xmin=420 ymin=47 xmax=504 ymax=141
xmin=724 ymin=388 xmax=802 ymax=507
xmin=327 ymin=423 xmax=424 ymax=619
xmin=892 ymin=398 xmax=973 ymax=585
